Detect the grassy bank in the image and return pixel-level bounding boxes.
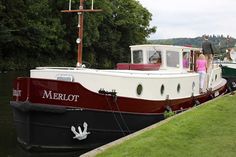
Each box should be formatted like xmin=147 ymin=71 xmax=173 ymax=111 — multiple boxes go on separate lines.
xmin=96 ymin=94 xmax=236 ymax=157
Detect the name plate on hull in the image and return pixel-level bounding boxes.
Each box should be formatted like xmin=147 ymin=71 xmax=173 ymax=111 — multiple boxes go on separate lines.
xmin=42 ymin=90 xmax=80 ymax=102
xmin=13 ymin=89 xmax=22 ymax=97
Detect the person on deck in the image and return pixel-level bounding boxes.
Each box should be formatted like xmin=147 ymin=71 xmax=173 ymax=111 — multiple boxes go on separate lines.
xmin=224 ymin=49 xmax=232 ymax=62
xmin=196 ymin=54 xmax=207 ymax=93
xmin=183 ymin=52 xmax=189 ymax=68
xmin=202 ymin=35 xmax=214 ymax=72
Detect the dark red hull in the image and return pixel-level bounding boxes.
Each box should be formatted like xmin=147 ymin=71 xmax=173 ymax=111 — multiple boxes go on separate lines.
xmin=10 ymin=77 xmax=227 ymax=151
xmin=12 ymin=77 xmax=227 ymax=113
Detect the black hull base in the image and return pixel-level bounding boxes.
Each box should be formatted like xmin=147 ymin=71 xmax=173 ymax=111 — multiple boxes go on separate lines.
xmin=11 ymin=101 xmax=164 ymax=151
xmin=224 ymin=77 xmax=236 ymax=91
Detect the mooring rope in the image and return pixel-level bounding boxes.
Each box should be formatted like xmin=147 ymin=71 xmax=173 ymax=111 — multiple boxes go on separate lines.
xmin=104 ymin=95 xmax=126 ymax=136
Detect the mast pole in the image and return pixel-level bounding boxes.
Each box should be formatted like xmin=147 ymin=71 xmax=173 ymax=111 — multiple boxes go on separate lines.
xmin=77 ymin=0 xmax=84 ymax=67
xmin=69 ymin=0 xmax=72 ymax=10
xmin=61 ymin=0 xmax=102 ymax=67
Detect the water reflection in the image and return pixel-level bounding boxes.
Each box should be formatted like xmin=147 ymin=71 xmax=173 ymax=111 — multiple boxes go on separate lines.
xmin=0 ymin=71 xmax=28 ymax=157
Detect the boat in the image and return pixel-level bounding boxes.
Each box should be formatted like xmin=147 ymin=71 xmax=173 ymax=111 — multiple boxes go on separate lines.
xmin=10 ymin=0 xmax=227 ymax=151
xmin=217 ymin=48 xmax=236 ymax=91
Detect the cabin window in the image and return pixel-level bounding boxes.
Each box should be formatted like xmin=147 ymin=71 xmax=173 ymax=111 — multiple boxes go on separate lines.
xmin=183 ymin=52 xmax=190 ymax=68
xmin=148 ymin=50 xmax=162 ymax=64
xmin=166 ymin=51 xmax=180 ymax=68
xmin=133 ymin=50 xmax=143 ymax=63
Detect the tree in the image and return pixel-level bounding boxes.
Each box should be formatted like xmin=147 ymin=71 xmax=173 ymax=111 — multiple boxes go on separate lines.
xmin=0 ymin=0 xmax=70 ymax=70
xmin=0 ymin=0 xmax=156 ymax=70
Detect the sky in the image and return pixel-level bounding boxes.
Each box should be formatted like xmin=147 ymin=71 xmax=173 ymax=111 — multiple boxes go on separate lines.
xmin=138 ymin=0 xmax=236 ymax=39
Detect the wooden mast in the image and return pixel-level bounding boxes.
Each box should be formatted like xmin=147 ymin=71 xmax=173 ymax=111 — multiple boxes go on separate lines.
xmin=61 ymin=0 xmax=102 ymax=67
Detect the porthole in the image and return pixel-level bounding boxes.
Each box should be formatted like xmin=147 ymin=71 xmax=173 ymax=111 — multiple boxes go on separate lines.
xmin=192 ymin=82 xmax=195 ymax=91
xmin=160 ymin=84 xmax=165 ymax=95
xmin=136 ymin=84 xmax=143 ymax=96
xmin=215 ymin=74 xmax=218 ymax=81
xmin=177 ymin=84 xmax=181 ymax=93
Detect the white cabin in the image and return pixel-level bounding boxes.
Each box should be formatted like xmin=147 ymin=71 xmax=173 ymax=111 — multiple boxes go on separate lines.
xmin=31 ymin=45 xmax=224 ymax=100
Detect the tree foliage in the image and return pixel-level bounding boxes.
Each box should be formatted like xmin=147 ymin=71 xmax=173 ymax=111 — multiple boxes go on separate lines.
xmin=0 ymin=0 xmax=156 ymax=70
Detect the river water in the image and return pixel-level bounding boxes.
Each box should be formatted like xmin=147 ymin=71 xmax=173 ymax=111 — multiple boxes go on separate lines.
xmin=0 ymin=71 xmax=85 ymax=157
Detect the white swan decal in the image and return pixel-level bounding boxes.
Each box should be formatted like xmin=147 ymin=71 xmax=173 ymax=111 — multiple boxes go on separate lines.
xmin=71 ymin=122 xmax=90 ymax=140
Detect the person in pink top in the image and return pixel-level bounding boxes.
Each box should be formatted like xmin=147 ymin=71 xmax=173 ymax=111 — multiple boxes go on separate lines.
xmin=196 ymin=54 xmax=207 ymax=93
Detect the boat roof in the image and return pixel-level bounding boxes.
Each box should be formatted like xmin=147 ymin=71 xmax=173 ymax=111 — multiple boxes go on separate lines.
xmin=130 ymin=44 xmax=200 ymax=51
